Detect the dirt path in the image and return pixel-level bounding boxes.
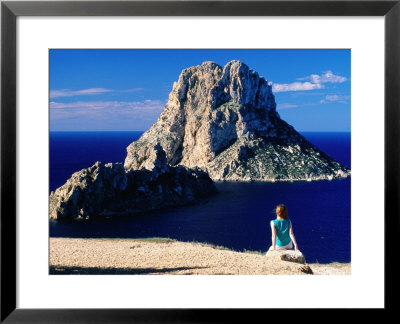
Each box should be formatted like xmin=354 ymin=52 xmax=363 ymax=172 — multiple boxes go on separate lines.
xmin=50 ymin=238 xmax=350 ymax=275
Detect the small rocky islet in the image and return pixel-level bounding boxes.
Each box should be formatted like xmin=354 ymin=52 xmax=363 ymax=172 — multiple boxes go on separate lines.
xmin=49 ymin=60 xmax=350 ymax=221
xmin=49 ymin=145 xmax=216 ymax=220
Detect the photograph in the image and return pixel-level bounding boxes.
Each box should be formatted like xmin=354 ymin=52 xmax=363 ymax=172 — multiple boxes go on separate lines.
xmin=2 ymin=0 xmax=397 ymax=319
xmin=49 ymin=49 xmax=351 ymax=276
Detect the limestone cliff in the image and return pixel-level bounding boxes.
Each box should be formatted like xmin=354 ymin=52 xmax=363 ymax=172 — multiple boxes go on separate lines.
xmin=124 ymin=60 xmax=350 ymax=181
xmin=50 ymin=145 xmax=216 ymax=221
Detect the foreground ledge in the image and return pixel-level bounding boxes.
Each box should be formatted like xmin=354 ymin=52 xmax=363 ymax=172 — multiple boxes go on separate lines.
xmin=49 ymin=238 xmax=350 ymax=275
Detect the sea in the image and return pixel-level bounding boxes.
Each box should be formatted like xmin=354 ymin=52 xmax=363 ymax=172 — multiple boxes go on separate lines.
xmin=49 ymin=131 xmax=351 ymax=264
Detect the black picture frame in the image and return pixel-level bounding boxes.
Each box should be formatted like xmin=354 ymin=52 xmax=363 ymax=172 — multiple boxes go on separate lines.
xmin=1 ymin=0 xmax=399 ymax=322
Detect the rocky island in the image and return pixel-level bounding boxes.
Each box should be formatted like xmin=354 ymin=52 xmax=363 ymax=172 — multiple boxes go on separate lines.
xmin=125 ymin=60 xmax=350 ymax=181
xmin=49 ymin=145 xmax=216 ymax=220
xmin=50 ymin=60 xmax=350 ymax=220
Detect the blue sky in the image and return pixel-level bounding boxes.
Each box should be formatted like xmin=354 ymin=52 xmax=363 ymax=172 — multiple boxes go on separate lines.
xmin=50 ymin=49 xmax=350 ymax=132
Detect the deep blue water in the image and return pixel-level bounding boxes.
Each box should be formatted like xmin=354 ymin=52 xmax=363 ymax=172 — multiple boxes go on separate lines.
xmin=49 ymin=131 xmax=351 ymax=264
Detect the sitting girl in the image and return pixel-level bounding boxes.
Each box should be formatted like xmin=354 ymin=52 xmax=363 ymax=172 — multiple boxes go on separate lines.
xmin=269 ymin=204 xmax=300 ymax=252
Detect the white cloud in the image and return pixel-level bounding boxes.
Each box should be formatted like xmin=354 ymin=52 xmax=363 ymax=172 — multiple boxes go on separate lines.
xmin=50 ymin=87 xmax=144 ymax=99
xmin=277 ymin=103 xmax=318 ymax=110
xmin=50 ymin=99 xmax=165 ymax=131
xmin=50 ymin=100 xmax=165 ymax=121
xmin=321 ymin=95 xmax=339 ymax=102
xmin=50 ymin=88 xmax=113 ymax=98
xmin=272 ymin=82 xmax=323 ymax=93
xmin=320 ymin=94 xmax=350 ymax=104
xmin=277 ymin=103 xmax=298 ymax=109
xmin=310 ymin=71 xmax=347 ymax=84
xmin=274 ymin=70 xmax=347 ymax=93
xmin=50 ymin=99 xmax=163 ymax=110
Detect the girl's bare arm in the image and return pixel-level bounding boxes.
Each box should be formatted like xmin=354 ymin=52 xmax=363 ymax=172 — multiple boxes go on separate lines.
xmin=289 ymin=221 xmax=300 ymax=251
xmin=270 ymin=221 xmax=277 ymax=250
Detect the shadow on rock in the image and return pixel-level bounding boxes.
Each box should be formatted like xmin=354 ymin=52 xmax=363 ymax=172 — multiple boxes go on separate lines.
xmin=49 ymin=265 xmax=208 ymax=275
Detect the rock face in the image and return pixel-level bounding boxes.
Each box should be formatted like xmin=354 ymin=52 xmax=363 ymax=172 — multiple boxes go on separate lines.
xmin=265 ymin=249 xmax=306 ymax=264
xmin=265 ymin=249 xmax=312 ymax=274
xmin=124 ymin=60 xmax=350 ymax=181
xmin=49 ymin=146 xmax=216 ymax=221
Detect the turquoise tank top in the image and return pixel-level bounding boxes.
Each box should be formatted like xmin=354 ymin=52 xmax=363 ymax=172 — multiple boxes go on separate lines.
xmin=273 ymin=218 xmax=292 ymax=246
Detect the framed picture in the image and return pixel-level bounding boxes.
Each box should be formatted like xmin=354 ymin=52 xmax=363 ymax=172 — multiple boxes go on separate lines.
xmin=1 ymin=0 xmax=398 ymax=321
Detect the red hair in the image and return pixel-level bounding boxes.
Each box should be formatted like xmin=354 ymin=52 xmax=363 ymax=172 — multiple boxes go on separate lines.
xmin=276 ymin=204 xmax=288 ymax=219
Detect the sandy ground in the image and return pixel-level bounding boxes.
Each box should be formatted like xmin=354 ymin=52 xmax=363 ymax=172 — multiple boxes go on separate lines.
xmin=50 ymin=238 xmax=351 ymax=275
xmin=308 ymin=262 xmax=351 ymax=275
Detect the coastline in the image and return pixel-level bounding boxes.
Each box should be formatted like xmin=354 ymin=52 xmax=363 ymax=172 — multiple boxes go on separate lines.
xmin=50 ymin=237 xmax=350 ymax=275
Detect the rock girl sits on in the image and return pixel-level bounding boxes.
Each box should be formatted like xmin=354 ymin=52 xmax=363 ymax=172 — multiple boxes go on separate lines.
xmin=269 ymin=204 xmax=300 ymax=252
